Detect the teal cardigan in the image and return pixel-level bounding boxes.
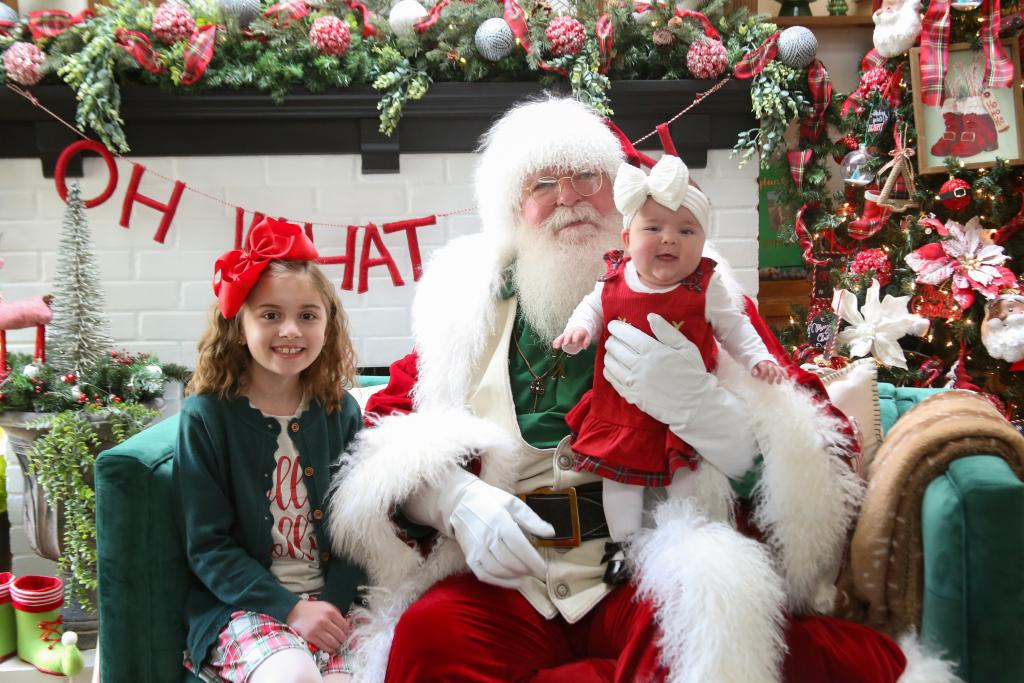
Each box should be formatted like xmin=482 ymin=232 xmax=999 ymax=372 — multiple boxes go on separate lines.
xmin=172 ymin=392 xmax=367 ymax=667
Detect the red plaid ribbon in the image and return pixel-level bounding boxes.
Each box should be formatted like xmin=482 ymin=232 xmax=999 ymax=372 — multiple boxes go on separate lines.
xmin=675 ymin=9 xmax=719 ymax=40
xmin=734 ymin=32 xmax=779 ymax=80
xmin=994 ymin=189 xmax=1024 ymax=244
xmin=348 ymin=0 xmax=379 ymax=37
xmin=503 ymin=0 xmax=531 ymax=51
xmin=414 ymin=0 xmax=451 ymax=32
xmin=919 ymin=0 xmax=950 ymax=106
xmin=799 ymin=60 xmax=831 ymax=143
xmin=182 ymin=25 xmax=217 ymax=86
xmin=796 ymin=203 xmax=830 ymax=266
xmin=27 ymin=8 xmax=93 ymax=40
xmin=787 ymin=148 xmax=813 ymax=189
xmin=981 ymin=0 xmax=1014 ymax=90
xmin=596 ymin=14 xmax=613 ymax=74
xmin=115 ymin=29 xmax=165 ymax=74
xmin=0 ymin=19 xmax=19 ymax=37
xmin=262 ymin=0 xmax=309 ymax=27
xmin=860 ymin=48 xmax=887 ymax=72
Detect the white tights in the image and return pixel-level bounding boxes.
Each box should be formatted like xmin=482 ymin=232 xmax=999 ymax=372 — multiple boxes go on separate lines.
xmin=247 ymin=648 xmax=352 ymax=683
xmin=603 ymin=469 xmax=699 ymax=542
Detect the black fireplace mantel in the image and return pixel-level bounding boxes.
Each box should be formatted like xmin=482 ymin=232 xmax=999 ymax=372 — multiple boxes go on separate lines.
xmin=0 ymin=79 xmax=755 ymax=177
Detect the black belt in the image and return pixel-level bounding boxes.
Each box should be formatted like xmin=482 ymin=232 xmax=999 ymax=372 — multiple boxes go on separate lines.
xmin=519 ymin=482 xmax=608 ymax=548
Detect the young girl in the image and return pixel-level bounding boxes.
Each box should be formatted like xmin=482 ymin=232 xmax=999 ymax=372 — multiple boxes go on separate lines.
xmin=175 ymin=218 xmax=365 ymax=683
xmin=553 ymin=155 xmax=785 ymax=583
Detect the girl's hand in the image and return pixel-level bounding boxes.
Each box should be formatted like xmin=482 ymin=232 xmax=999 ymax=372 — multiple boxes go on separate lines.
xmin=751 ymin=360 xmax=785 ymax=385
xmin=553 ymin=328 xmax=592 ymax=355
xmin=286 ymin=599 xmax=350 ymax=652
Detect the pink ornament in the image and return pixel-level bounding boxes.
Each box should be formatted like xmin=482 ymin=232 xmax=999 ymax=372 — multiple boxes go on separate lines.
xmin=3 ymin=42 xmax=44 ymax=86
xmin=686 ymin=39 xmax=728 ymax=80
xmin=152 ymin=2 xmax=196 ymax=45
xmin=860 ymin=67 xmax=890 ymax=94
xmin=309 ymin=15 xmax=351 ymax=56
xmin=850 ymin=248 xmax=893 ymax=286
xmin=545 ymin=16 xmax=585 ymax=57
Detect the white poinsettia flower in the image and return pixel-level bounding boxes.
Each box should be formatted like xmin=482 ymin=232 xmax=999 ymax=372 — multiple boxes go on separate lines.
xmin=832 ymin=279 xmax=928 ymax=370
xmin=942 ymin=217 xmax=1010 ymax=286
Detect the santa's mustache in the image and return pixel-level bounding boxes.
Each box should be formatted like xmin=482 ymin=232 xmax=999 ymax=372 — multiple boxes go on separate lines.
xmin=539 ymin=204 xmax=608 ymax=234
xmin=984 ymin=313 xmax=1024 ymax=362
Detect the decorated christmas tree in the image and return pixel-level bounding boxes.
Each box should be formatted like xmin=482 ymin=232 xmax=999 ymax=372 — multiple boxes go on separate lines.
xmin=48 ymin=181 xmax=114 ymax=374
xmin=775 ymin=0 xmax=1024 ymax=416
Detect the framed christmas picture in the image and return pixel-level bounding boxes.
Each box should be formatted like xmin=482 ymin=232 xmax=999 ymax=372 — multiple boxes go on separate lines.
xmin=909 ymin=40 xmax=1024 ymax=174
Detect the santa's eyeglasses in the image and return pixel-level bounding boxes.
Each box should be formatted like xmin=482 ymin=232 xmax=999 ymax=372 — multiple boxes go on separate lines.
xmin=526 ymin=171 xmax=604 ymax=206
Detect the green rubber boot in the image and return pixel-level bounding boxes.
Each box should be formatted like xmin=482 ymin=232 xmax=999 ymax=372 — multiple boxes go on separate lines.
xmin=11 ymin=575 xmax=84 ymax=677
xmin=0 ymin=572 xmax=15 ymax=662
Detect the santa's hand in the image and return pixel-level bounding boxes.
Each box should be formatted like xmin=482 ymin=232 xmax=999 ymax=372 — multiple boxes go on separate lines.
xmin=449 ymin=478 xmax=555 ymax=589
xmin=603 ymin=313 xmax=714 ymax=427
xmin=604 ymin=313 xmax=758 ymax=478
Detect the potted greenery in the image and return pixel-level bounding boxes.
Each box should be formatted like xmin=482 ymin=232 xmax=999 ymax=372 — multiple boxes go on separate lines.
xmin=0 ymin=181 xmax=187 ymax=648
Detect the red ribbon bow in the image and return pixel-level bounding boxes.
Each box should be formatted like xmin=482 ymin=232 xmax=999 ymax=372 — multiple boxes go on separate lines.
xmin=213 ymin=218 xmax=320 ymax=319
xmin=27 ymin=8 xmax=93 ymax=40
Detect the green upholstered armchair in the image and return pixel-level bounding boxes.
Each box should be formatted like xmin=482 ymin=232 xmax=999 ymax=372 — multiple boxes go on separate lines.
xmin=93 ymin=383 xmax=1024 ymax=682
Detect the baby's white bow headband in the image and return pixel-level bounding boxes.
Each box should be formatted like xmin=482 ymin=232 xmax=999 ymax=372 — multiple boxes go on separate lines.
xmin=613 ymin=155 xmax=710 ymax=231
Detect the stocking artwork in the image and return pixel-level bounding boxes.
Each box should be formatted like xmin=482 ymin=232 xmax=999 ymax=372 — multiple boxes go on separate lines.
xmin=931 ymin=55 xmax=1002 ymax=160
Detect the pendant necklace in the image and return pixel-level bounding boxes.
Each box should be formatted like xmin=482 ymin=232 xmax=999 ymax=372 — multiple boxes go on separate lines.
xmin=514 ymin=336 xmax=566 ymax=412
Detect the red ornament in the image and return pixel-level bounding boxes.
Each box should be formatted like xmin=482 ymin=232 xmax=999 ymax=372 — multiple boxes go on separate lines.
xmin=112 ymin=395 xmax=123 ymax=403
xmin=77 ymin=394 xmax=88 ymax=404
xmin=833 ymin=135 xmax=860 ymax=163
xmin=938 ymin=177 xmax=972 ymax=211
xmin=911 ymin=284 xmax=962 ymax=320
xmin=545 ymin=16 xmax=585 ymax=57
xmin=686 ymin=39 xmax=728 ymax=79
xmin=2 ymin=42 xmax=45 ymax=86
xmin=309 ymin=16 xmax=351 ymax=56
xmin=151 ymin=2 xmax=196 ymax=45
xmin=63 ymin=373 xmax=76 ymax=384
xmin=850 ymin=248 xmax=893 ymax=286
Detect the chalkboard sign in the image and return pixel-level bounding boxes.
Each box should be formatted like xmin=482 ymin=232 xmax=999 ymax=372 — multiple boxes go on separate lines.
xmin=807 ymin=310 xmax=840 ymax=354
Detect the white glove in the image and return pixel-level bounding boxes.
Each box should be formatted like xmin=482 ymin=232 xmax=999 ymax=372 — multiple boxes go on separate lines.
xmin=603 ymin=313 xmax=758 ymax=478
xmin=403 ymin=468 xmax=555 ymax=589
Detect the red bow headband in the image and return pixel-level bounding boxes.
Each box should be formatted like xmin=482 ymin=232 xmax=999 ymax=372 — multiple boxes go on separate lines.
xmin=213 ymin=218 xmax=319 ymax=319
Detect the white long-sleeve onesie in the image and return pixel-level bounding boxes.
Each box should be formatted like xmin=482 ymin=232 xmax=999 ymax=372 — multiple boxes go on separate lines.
xmin=564 ymin=260 xmax=776 ymax=371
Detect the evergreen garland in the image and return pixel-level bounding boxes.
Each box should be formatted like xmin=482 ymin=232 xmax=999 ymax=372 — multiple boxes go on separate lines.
xmin=48 ymin=182 xmax=115 ymax=374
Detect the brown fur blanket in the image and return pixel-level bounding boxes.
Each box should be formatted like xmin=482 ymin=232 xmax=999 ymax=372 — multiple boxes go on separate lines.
xmin=841 ymin=390 xmax=1024 ymax=634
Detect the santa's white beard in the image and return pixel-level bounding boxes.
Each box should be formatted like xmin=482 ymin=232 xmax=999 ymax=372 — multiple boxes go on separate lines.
xmin=873 ymin=0 xmax=922 ymax=58
xmin=983 ymin=314 xmax=1024 ymax=363
xmin=512 ymin=203 xmax=621 ymax=343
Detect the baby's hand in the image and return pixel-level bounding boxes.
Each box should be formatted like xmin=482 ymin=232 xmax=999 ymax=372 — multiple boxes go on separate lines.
xmin=752 ymin=360 xmax=785 ymax=385
xmin=553 ymin=328 xmax=592 ymax=355
xmin=286 ymin=599 xmax=350 ymax=653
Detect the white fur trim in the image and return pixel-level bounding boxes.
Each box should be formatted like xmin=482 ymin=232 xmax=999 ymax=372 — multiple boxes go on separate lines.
xmin=410 ymin=233 xmax=509 ymax=410
xmin=474 ymin=96 xmax=624 ymax=250
xmin=895 ymin=632 xmax=963 ymax=683
xmin=737 ymin=374 xmax=865 ymax=614
xmin=631 ymin=498 xmax=786 ymax=683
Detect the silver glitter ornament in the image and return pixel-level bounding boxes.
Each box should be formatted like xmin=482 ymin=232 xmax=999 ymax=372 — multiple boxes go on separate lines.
xmin=0 ymin=3 xmax=19 ymax=24
xmin=474 ymin=17 xmax=516 ymax=61
xmin=777 ymin=26 xmax=818 ymax=69
xmin=218 ymin=0 xmax=261 ymax=27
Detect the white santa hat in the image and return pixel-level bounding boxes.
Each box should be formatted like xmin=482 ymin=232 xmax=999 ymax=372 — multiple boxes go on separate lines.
xmin=473 ymin=95 xmax=624 ymax=247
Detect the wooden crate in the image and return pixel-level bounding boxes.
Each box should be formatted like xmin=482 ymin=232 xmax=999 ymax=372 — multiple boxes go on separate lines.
xmin=758 ymin=278 xmax=811 ymax=329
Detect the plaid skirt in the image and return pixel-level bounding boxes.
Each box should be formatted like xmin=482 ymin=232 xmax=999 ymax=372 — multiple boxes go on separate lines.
xmin=186 ymin=610 xmax=352 ymax=682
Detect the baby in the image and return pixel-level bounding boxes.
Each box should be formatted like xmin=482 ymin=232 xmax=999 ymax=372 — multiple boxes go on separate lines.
xmin=553 ymin=155 xmax=784 ymax=583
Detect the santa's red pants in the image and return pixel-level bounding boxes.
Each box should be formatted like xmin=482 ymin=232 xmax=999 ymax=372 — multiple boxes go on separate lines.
xmin=385 ymin=574 xmax=907 ymax=683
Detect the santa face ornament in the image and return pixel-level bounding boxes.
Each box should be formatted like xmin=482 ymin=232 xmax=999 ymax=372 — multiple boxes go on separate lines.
xmin=982 ymin=295 xmax=1024 ymax=363
xmin=873 ymin=0 xmax=922 ymax=58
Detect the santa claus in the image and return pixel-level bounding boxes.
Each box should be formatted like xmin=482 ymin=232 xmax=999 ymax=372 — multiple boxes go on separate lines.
xmin=329 ymin=97 xmax=958 ymax=682
xmin=873 ymin=0 xmax=923 ymax=58
xmin=983 ymin=293 xmax=1024 ymax=365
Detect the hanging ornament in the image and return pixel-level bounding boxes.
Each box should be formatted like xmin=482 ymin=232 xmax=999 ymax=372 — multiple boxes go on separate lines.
xmin=388 ymin=0 xmax=427 ymax=38
xmin=777 ymin=26 xmax=817 ymax=69
xmin=911 ymin=284 xmax=962 ymax=320
xmin=0 ymin=3 xmax=18 ymax=24
xmin=22 ymin=363 xmax=39 ymax=379
xmin=474 ymin=17 xmax=516 ymax=61
xmin=546 ymin=15 xmax=585 ymax=57
xmin=872 ymin=0 xmax=922 ymax=57
xmin=875 ymin=123 xmax=918 ymax=212
xmin=652 ymin=28 xmax=675 ymax=53
xmin=833 ymin=134 xmax=860 ymax=163
xmin=686 ymin=38 xmax=728 ymax=79
xmin=937 ymin=177 xmax=972 ymax=211
xmin=840 ymin=146 xmax=874 ymax=186
xmin=152 ymin=2 xmax=196 ymax=44
xmin=850 ymin=248 xmax=894 ymax=286
xmin=982 ymin=293 xmax=1024 ymax=367
xmin=2 ymin=41 xmax=44 ymax=86
xmin=309 ymin=15 xmax=351 ymax=56
xmin=217 ymin=0 xmax=261 ymax=28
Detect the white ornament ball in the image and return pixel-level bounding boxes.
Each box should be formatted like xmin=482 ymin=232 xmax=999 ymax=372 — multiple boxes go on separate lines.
xmin=840 ymin=146 xmax=874 ymax=186
xmin=145 ymin=364 xmax=164 ymax=377
xmin=22 ymin=363 xmax=38 ymax=379
xmin=217 ymin=0 xmax=261 ymax=28
xmin=388 ymin=0 xmax=428 ymax=38
xmin=777 ymin=26 xmax=818 ymax=69
xmin=70 ymin=385 xmax=83 ymax=400
xmin=0 ymin=3 xmax=18 ymax=24
xmin=474 ymin=17 xmax=516 ymax=61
